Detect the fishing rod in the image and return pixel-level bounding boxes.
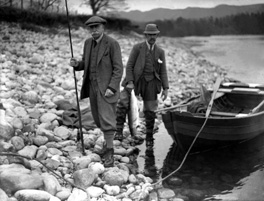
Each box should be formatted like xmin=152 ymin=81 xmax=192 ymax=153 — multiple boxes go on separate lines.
xmin=64 ymin=0 xmax=85 ymax=155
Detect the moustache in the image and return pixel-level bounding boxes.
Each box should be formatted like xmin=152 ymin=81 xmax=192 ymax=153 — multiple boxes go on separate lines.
xmin=91 ymin=31 xmax=100 ymax=35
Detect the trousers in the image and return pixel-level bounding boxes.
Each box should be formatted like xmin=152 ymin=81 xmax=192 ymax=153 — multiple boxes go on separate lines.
xmin=89 ymin=80 xmax=117 ymax=135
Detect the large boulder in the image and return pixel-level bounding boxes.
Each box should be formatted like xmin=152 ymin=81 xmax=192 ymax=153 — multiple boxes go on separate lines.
xmin=0 ymin=109 xmax=15 ymax=141
xmin=22 ymin=90 xmax=39 ymax=104
xmin=14 ymin=189 xmax=53 ymax=201
xmin=42 ymin=172 xmax=62 ymax=196
xmin=0 ymin=168 xmax=43 ymax=194
xmin=10 ymin=136 xmax=25 ymax=151
xmin=67 ymin=188 xmax=89 ymax=201
xmin=0 ymin=188 xmax=9 ymax=201
xmin=18 ymin=145 xmax=38 ymax=159
xmin=102 ymin=167 xmax=129 ymax=186
xmin=72 ymin=167 xmax=97 ymax=189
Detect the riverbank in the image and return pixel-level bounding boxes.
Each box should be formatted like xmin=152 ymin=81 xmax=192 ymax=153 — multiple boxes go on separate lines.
xmin=0 ymin=22 xmax=227 ymax=201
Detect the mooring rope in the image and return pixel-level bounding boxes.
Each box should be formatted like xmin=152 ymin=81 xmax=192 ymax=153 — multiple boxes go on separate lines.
xmin=136 ymin=116 xmax=209 ymax=201
xmin=137 ymin=78 xmax=222 ymax=200
xmin=154 ymin=117 xmax=209 ymax=185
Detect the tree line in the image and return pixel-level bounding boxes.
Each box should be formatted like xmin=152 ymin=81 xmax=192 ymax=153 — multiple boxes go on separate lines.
xmin=150 ymin=13 xmax=264 ymax=37
xmin=1 ymin=0 xmax=264 ymax=36
xmin=0 ymin=0 xmax=127 ymax=14
xmin=0 ymin=5 xmax=134 ymax=33
xmin=0 ymin=0 xmax=62 ymax=11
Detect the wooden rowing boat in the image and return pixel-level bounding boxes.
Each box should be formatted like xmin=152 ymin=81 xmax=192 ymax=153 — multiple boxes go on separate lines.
xmin=161 ymin=82 xmax=264 ymax=152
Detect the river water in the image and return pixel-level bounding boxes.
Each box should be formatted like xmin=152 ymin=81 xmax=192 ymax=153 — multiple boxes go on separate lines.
xmin=185 ymin=35 xmax=264 ymax=84
xmin=136 ymin=35 xmax=264 ymax=201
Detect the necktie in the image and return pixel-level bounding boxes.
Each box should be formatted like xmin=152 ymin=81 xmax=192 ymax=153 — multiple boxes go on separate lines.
xmin=93 ymin=40 xmax=97 ymax=48
xmin=150 ymin=45 xmax=154 ymax=54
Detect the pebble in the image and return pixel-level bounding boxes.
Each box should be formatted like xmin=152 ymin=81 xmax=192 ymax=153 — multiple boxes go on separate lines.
xmin=0 ymin=21 xmax=226 ymax=201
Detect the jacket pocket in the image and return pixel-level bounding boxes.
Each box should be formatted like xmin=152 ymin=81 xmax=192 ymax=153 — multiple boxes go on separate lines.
xmin=155 ymin=78 xmax=162 ymax=94
xmin=104 ymin=50 xmax=109 ymax=56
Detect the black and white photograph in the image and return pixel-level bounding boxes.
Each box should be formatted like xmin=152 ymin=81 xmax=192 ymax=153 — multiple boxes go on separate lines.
xmin=1 ymin=0 xmax=264 ymax=200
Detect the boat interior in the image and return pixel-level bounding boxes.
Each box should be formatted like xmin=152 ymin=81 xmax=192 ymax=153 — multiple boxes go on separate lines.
xmin=185 ymin=83 xmax=264 ymax=118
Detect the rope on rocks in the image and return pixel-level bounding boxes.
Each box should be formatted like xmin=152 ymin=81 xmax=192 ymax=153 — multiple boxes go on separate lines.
xmin=0 ymin=152 xmax=90 ymax=198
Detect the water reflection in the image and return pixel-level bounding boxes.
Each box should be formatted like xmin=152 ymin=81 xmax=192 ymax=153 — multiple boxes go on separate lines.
xmin=161 ymin=133 xmax=264 ymax=201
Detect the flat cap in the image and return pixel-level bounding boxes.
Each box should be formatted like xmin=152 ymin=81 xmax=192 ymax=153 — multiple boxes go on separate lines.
xmin=85 ymin=16 xmax=107 ymax=26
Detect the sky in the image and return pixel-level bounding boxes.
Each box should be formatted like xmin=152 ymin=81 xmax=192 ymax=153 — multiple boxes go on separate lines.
xmin=69 ymin=0 xmax=264 ymax=14
xmin=126 ymin=0 xmax=264 ymax=11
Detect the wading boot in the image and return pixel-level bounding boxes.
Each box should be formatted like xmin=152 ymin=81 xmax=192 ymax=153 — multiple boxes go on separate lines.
xmin=115 ymin=98 xmax=127 ymax=141
xmin=95 ymin=141 xmax=107 ymax=158
xmin=103 ymin=148 xmax=114 ymax=167
xmin=145 ymin=111 xmax=156 ymax=149
xmin=144 ymin=148 xmax=157 ymax=177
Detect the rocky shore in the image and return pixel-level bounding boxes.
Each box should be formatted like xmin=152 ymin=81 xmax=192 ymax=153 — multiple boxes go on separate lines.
xmin=0 ymin=22 xmax=227 ymax=201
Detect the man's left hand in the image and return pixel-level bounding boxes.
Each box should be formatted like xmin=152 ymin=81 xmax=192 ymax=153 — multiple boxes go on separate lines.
xmin=105 ymin=89 xmax=114 ymax=97
xmin=161 ymin=89 xmax=168 ymax=101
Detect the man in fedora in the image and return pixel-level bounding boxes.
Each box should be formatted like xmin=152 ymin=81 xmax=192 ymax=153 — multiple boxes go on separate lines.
xmin=115 ymin=24 xmax=169 ymax=148
xmin=70 ymin=16 xmax=123 ymax=167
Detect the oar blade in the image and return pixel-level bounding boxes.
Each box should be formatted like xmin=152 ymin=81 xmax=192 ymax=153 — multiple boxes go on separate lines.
xmin=205 ymin=78 xmax=222 ymax=118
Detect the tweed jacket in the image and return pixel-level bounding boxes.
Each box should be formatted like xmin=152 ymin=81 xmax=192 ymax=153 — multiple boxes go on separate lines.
xmin=75 ymin=34 xmax=123 ymax=103
xmin=124 ymin=42 xmax=169 ymax=92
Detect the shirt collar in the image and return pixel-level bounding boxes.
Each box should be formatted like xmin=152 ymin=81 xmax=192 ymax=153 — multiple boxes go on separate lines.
xmin=94 ymin=33 xmax=104 ymax=43
xmin=146 ymin=41 xmax=155 ymax=51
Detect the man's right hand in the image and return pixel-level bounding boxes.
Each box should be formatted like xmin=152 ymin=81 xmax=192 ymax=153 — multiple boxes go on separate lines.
xmin=126 ymin=82 xmax=134 ymax=93
xmin=70 ymin=58 xmax=78 ymax=67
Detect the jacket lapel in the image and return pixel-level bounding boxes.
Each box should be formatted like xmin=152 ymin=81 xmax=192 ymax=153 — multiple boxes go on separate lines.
xmin=154 ymin=45 xmax=159 ymax=62
xmin=97 ymin=35 xmax=107 ymax=65
xmin=154 ymin=45 xmax=161 ymax=73
xmin=85 ymin=39 xmax=92 ymax=71
xmin=140 ymin=42 xmax=146 ymax=70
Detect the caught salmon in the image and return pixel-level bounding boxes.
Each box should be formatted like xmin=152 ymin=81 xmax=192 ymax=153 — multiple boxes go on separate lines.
xmin=128 ymin=89 xmax=139 ymax=136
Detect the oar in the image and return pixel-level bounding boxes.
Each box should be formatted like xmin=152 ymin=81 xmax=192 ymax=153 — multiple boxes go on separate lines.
xmin=222 ymin=82 xmax=264 ymax=89
xmin=155 ymin=95 xmax=200 ymax=113
xmin=205 ymin=78 xmax=222 ymax=117
xmin=251 ymin=99 xmax=264 ymax=114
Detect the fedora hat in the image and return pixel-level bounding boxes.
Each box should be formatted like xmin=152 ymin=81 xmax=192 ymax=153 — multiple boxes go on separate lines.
xmin=85 ymin=16 xmax=107 ymax=26
xmin=143 ymin=24 xmax=160 ymax=34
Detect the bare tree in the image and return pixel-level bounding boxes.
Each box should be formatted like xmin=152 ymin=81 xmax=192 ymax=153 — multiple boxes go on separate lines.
xmin=0 ymin=0 xmax=11 ymax=7
xmin=30 ymin=0 xmax=61 ymax=11
xmin=82 ymin=0 xmax=128 ymax=15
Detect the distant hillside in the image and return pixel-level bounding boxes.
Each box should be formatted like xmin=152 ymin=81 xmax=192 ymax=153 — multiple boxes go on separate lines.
xmin=117 ymin=4 xmax=264 ymax=22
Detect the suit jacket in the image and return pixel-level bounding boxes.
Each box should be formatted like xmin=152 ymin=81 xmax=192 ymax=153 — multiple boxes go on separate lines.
xmin=124 ymin=42 xmax=169 ymax=92
xmin=75 ymin=34 xmax=123 ymax=103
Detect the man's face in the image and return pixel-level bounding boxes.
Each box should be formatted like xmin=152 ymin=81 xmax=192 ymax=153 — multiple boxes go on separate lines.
xmin=145 ymin=33 xmax=158 ymax=45
xmin=88 ymin=24 xmax=104 ymax=40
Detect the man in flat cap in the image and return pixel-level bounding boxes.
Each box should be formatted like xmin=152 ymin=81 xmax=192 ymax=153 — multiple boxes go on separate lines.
xmin=115 ymin=24 xmax=169 ymax=149
xmin=70 ymin=16 xmax=123 ymax=167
